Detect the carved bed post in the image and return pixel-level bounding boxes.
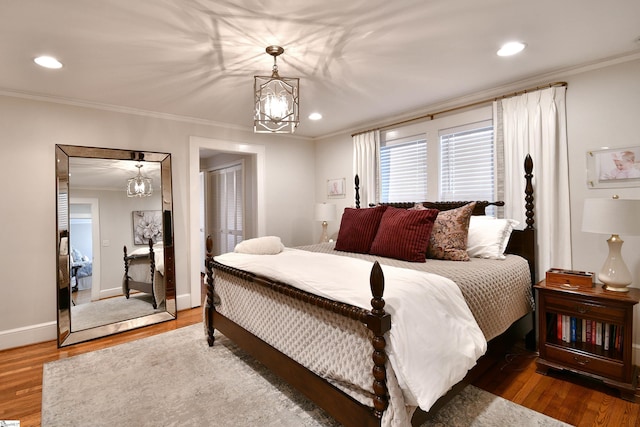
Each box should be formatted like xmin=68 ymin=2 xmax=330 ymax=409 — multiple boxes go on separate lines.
xmin=205 ymin=235 xmax=216 ymax=346
xmin=355 ymin=174 xmax=360 ymax=209
xmin=369 ymin=261 xmax=390 ymax=418
xmin=524 ymin=154 xmax=535 ymax=230
xmin=123 ymin=245 xmax=130 ymax=299
xmin=148 ymin=239 xmax=157 ymax=309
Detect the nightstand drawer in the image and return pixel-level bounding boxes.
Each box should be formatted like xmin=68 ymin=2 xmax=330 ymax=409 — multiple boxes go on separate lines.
xmin=544 ymin=294 xmax=624 ymax=323
xmin=544 ymin=344 xmax=625 ymax=381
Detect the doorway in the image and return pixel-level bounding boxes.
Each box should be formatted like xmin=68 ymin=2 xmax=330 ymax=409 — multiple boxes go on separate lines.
xmin=69 ymin=198 xmax=101 ymax=303
xmin=206 ymin=162 xmax=245 ymax=256
xmin=188 ymin=136 xmax=266 ymax=308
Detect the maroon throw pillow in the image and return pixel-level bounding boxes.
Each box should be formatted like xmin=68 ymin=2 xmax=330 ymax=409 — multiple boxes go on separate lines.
xmin=369 ymin=206 xmax=439 ymax=262
xmin=335 ymin=206 xmax=388 ymax=254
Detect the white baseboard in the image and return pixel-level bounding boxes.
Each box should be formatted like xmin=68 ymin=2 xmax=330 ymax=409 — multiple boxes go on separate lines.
xmin=0 ymin=293 xmax=198 ymax=351
xmin=0 ymin=321 xmax=57 ymax=351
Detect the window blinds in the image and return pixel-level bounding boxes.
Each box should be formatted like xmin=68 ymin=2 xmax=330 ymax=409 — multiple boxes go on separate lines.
xmin=439 ymin=123 xmax=494 ymax=202
xmin=380 ymin=138 xmax=427 ymax=203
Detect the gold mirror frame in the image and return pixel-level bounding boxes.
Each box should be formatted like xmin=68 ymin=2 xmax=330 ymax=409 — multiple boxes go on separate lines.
xmin=55 ymin=145 xmax=176 ymax=347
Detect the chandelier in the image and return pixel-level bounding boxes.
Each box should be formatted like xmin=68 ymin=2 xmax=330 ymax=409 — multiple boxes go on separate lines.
xmin=254 ymin=45 xmax=299 ymax=133
xmin=126 ymin=163 xmax=153 ymax=197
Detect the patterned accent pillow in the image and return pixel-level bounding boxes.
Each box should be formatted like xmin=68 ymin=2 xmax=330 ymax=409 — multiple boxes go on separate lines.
xmin=334 ymin=205 xmax=388 ymax=254
xmin=427 ymin=202 xmax=477 ymax=261
xmin=369 ymin=206 xmax=439 ymax=262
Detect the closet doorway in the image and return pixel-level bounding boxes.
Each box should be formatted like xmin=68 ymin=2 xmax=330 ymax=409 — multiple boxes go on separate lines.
xmin=205 ymin=162 xmax=245 ymax=257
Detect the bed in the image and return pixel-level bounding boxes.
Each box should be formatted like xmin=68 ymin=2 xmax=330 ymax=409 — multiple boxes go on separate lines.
xmin=205 ymin=155 xmax=536 ymax=427
xmin=70 ymin=247 xmax=92 ymax=291
xmin=122 ymin=239 xmax=166 ymax=309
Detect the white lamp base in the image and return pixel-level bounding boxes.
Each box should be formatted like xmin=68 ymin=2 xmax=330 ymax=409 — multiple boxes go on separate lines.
xmin=599 ymin=234 xmax=632 ymax=292
xmin=319 ymin=221 xmax=329 ymax=243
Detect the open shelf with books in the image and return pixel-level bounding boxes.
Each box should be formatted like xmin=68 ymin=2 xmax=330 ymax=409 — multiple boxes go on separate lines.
xmin=535 ymin=280 xmax=640 ymax=402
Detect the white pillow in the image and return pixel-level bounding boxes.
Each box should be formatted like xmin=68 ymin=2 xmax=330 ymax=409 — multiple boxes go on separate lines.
xmin=234 ymin=236 xmax=284 ymax=255
xmin=467 ymin=216 xmax=519 ymax=260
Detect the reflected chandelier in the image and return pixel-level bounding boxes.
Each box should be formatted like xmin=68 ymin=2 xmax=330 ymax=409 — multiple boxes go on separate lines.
xmin=254 ymin=45 xmax=299 ymax=133
xmin=127 ymin=163 xmax=153 ymax=197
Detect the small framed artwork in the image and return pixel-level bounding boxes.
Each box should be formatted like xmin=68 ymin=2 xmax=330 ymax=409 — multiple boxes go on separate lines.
xmin=132 ymin=210 xmax=163 ymax=245
xmin=327 ymin=178 xmax=346 ymax=198
xmin=587 ymin=147 xmax=640 ymax=188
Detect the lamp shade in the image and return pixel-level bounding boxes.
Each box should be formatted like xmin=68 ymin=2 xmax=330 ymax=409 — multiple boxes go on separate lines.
xmin=315 ymin=203 xmax=337 ymax=222
xmin=582 ymin=198 xmax=640 ymax=236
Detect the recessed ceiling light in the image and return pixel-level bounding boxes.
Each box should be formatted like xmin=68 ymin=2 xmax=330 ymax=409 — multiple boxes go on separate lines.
xmin=497 ymin=42 xmax=526 ymax=57
xmin=34 ymin=55 xmax=63 ymax=69
xmin=308 ymin=112 xmax=322 ymax=120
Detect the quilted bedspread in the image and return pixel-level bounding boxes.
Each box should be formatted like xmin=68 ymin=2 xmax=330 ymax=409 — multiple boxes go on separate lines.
xmin=214 ymin=248 xmax=489 ymax=426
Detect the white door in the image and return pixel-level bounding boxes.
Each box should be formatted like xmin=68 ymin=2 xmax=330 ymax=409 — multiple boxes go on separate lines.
xmin=207 ymin=164 xmax=244 ymax=256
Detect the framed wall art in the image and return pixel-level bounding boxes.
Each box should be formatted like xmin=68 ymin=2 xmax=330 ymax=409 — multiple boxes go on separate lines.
xmin=586 ymin=146 xmax=640 ymax=188
xmin=132 ymin=210 xmax=163 ymax=245
xmin=327 ymin=178 xmax=346 ymax=198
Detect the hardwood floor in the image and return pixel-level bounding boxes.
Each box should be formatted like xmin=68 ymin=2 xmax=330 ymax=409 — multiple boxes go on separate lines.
xmin=1 ymin=307 xmax=638 ymax=426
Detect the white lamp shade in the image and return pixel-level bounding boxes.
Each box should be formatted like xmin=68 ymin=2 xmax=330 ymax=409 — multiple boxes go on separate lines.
xmin=315 ymin=203 xmax=337 ymax=222
xmin=582 ymin=198 xmax=640 ymax=236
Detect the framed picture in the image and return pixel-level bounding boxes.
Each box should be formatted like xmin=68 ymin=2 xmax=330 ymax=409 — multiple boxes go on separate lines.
xmin=587 ymin=147 xmax=640 ymax=188
xmin=327 ymin=178 xmax=346 ymax=198
xmin=132 ymin=210 xmax=163 ymax=245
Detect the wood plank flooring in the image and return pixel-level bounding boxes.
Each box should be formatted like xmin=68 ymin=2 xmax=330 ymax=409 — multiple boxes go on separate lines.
xmin=1 ymin=306 xmax=639 ymax=427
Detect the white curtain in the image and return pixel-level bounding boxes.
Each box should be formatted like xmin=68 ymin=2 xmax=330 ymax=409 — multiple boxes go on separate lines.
xmin=500 ymin=86 xmax=572 ymax=279
xmin=353 ymin=130 xmax=380 ymax=208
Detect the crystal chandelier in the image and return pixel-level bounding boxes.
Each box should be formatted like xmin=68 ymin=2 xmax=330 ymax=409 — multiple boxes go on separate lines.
xmin=254 ymin=45 xmax=299 ymax=133
xmin=127 ymin=163 xmax=153 ymax=197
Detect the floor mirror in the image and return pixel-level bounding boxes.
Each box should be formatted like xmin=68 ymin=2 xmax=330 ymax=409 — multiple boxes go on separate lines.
xmin=55 ymin=145 xmax=176 ymax=347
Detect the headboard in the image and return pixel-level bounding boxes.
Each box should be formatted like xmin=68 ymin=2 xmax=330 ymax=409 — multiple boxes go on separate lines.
xmin=354 ymin=154 xmax=536 ymax=283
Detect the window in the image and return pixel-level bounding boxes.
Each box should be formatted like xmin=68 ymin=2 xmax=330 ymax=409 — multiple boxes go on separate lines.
xmin=380 ymin=137 xmax=427 ymax=203
xmin=378 ymin=109 xmax=495 ymax=206
xmin=439 ymin=121 xmax=494 ymax=202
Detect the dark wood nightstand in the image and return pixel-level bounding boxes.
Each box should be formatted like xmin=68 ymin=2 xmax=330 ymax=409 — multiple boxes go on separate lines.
xmin=534 ymin=280 xmax=640 ymax=401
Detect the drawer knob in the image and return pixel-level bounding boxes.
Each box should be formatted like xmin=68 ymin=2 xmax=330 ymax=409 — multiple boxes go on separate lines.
xmin=573 ymin=356 xmax=590 ymax=366
xmin=576 ymin=305 xmax=589 ymax=314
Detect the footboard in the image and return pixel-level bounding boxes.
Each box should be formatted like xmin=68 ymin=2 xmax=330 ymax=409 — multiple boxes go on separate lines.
xmin=123 ymin=239 xmax=157 ymax=308
xmin=205 ymin=236 xmax=390 ymax=427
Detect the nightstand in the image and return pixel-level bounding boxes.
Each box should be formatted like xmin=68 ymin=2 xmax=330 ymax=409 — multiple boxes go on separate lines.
xmin=534 ymin=280 xmax=640 ymax=401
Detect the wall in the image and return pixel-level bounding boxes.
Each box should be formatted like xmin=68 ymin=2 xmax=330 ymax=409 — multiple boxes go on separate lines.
xmin=0 ymin=95 xmax=315 ymax=349
xmin=314 ymin=57 xmax=640 ymax=361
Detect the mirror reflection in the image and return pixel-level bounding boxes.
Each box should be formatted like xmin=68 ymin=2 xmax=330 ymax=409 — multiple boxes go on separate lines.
xmin=56 ymin=145 xmax=176 ymax=347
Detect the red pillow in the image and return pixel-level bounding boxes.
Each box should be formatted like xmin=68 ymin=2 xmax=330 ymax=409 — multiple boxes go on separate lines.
xmin=335 ymin=206 xmax=388 ymax=254
xmin=369 ymin=207 xmax=439 ymax=262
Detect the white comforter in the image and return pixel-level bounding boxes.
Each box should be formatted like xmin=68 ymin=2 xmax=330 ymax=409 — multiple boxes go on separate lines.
xmin=215 ymin=248 xmax=487 ymax=413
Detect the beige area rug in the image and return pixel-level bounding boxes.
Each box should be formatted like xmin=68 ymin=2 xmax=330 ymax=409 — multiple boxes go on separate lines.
xmin=42 ymin=324 xmax=572 ymax=427
xmin=71 ymin=294 xmax=164 ymax=331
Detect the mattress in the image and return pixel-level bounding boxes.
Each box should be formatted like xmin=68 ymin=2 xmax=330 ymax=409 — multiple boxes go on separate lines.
xmin=296 ymin=242 xmax=534 ymax=341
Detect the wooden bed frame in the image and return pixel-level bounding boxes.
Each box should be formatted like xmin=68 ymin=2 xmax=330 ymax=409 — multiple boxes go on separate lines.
xmin=205 ymin=154 xmax=536 ymax=427
xmin=123 ymin=238 xmax=158 ymax=309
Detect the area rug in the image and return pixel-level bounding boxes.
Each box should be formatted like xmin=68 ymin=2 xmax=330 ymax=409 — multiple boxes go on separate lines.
xmin=70 ymin=294 xmax=164 ymax=331
xmin=42 ymin=324 xmax=571 ymax=427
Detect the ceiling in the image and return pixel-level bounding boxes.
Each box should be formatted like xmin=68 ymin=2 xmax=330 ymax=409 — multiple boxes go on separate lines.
xmin=2 ymin=0 xmax=639 ymax=138
xmin=69 ymin=157 xmax=161 ymax=191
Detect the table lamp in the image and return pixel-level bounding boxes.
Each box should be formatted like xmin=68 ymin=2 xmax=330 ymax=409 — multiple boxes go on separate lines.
xmin=581 ymin=196 xmax=640 ymax=292
xmin=315 ymin=203 xmax=336 ymax=243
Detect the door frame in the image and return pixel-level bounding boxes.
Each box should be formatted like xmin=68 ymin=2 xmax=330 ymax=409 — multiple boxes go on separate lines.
xmin=188 ymin=136 xmax=265 ymax=308
xmin=69 ymin=197 xmax=101 ymax=301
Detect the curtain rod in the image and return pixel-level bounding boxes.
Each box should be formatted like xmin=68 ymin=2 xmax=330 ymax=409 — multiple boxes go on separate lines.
xmin=351 ymin=81 xmax=568 ymax=137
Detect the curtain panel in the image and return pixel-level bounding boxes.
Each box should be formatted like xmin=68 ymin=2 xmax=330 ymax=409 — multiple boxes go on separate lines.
xmin=353 ymin=130 xmax=380 ymax=207
xmin=499 ymin=86 xmax=572 ymax=279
